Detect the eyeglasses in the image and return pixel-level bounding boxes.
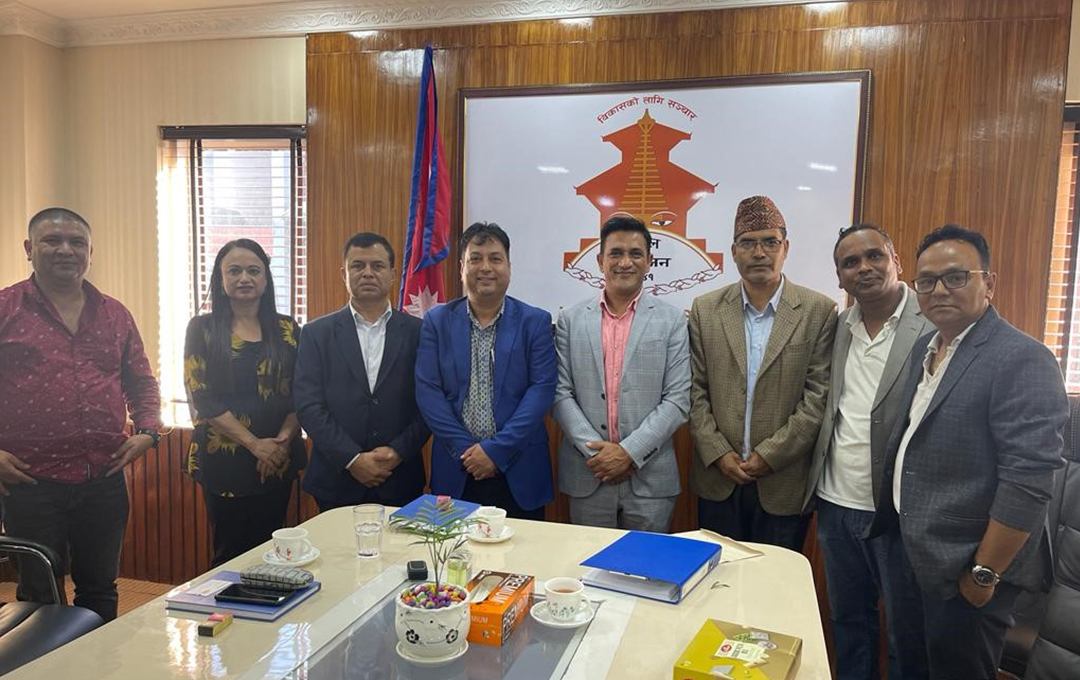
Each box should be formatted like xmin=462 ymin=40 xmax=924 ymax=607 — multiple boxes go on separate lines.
xmin=912 ymin=270 xmax=989 ymax=294
xmin=735 ymin=237 xmax=784 ymax=253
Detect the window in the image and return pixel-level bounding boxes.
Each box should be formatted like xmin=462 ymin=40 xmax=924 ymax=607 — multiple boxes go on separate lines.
xmin=157 ymin=126 xmax=307 ymax=426
xmin=1045 ymin=107 xmax=1080 ymax=392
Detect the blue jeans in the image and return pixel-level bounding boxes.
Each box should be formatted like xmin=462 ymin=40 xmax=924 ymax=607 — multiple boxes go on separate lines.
xmin=816 ymin=499 xmax=928 ymax=680
xmin=1 ymin=473 xmax=129 ymax=622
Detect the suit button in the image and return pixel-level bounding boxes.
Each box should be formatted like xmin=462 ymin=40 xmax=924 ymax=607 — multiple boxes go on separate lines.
xmin=601 ymin=393 xmax=606 ymax=400
xmin=373 ymin=431 xmax=380 ymax=438
xmin=600 ymin=424 xmax=607 ymax=430
xmin=372 ymin=398 xmax=379 ymax=405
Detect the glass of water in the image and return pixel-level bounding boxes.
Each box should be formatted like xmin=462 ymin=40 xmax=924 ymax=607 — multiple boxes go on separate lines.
xmin=353 ymin=504 xmax=384 ymax=558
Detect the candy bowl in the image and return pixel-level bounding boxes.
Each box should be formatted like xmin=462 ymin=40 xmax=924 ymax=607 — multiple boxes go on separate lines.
xmin=394 ymin=582 xmax=471 ymax=663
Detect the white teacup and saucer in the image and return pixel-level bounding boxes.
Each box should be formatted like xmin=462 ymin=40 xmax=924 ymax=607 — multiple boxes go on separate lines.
xmin=530 ymin=577 xmax=595 ymax=629
xmin=469 ymin=506 xmax=514 ymax=543
xmin=263 ymin=527 xmax=321 ymax=566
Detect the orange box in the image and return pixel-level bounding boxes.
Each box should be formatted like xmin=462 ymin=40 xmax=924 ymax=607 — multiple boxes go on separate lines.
xmin=465 ymin=570 xmax=534 ymax=647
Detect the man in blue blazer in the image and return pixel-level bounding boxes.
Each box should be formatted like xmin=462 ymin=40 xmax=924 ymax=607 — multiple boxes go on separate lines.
xmin=294 ymin=233 xmax=429 ymax=510
xmin=871 ymin=225 xmax=1068 ymax=679
xmin=415 ymin=222 xmax=557 ymax=519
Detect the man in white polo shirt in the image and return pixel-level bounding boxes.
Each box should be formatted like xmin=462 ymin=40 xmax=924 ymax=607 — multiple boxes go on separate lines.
xmin=803 ymin=224 xmax=932 ymax=680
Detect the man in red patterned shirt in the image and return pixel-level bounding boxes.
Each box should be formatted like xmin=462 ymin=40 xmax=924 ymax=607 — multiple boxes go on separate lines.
xmin=0 ymin=208 xmax=161 ymax=622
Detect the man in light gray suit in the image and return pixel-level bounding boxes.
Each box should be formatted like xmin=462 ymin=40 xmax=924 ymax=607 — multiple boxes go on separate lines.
xmin=871 ymin=225 xmax=1068 ymax=679
xmin=553 ymin=216 xmax=690 ymax=532
xmin=802 ymin=225 xmax=931 ymax=680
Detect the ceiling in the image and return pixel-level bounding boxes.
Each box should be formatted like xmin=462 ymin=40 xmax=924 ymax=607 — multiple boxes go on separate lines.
xmin=3 ymin=0 xmax=816 ymax=47
xmin=18 ymin=0 xmax=320 ymax=20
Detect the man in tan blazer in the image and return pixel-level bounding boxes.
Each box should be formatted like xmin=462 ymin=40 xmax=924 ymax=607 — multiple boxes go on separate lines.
xmin=689 ymin=195 xmax=837 ymax=550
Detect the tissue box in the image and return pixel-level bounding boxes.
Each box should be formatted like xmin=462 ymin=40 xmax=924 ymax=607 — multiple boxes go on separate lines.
xmin=673 ymin=619 xmax=802 ymax=680
xmin=465 ymin=570 xmax=534 ymax=647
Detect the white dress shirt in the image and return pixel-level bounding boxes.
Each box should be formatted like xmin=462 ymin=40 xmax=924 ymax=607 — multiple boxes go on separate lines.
xmin=892 ymin=320 xmax=978 ymax=513
xmin=347 ymin=302 xmax=392 ymax=470
xmin=352 ymin=302 xmax=392 ymax=393
xmin=819 ymin=286 xmax=909 ymax=512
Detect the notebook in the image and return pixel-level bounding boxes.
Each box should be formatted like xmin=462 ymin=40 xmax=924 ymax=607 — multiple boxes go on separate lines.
xmin=166 ymin=570 xmax=321 ymax=621
xmin=580 ymin=531 xmax=722 ymax=604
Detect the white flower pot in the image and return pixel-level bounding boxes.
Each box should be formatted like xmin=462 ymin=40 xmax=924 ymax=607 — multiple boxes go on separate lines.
xmin=394 ymin=583 xmax=471 ymax=661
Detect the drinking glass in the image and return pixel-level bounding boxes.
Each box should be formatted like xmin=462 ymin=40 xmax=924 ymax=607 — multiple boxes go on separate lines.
xmin=353 ymin=504 xmax=385 ymax=558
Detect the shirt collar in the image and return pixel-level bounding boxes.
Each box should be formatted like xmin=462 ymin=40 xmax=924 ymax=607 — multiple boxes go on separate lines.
xmin=741 ymin=276 xmax=785 ymax=315
xmin=467 ymin=299 xmax=505 ymax=330
xmin=923 ymin=318 xmax=979 ymax=364
xmin=846 ymin=284 xmax=909 ymax=330
xmin=350 ymin=301 xmax=392 ymax=328
xmin=25 ymin=275 xmax=104 ymax=328
xmin=600 ymin=288 xmax=644 ymax=319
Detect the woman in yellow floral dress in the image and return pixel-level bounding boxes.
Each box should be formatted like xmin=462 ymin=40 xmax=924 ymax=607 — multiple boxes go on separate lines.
xmin=184 ymin=239 xmax=305 ymax=566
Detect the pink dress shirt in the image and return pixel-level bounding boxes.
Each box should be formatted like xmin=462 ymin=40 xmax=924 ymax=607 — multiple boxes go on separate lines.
xmin=599 ymin=290 xmax=642 ymax=442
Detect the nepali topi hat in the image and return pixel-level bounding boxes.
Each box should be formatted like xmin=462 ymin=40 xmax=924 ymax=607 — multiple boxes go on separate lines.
xmin=734 ymin=195 xmax=786 ymax=239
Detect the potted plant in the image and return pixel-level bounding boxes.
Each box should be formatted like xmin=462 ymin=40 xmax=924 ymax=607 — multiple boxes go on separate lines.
xmin=389 ymin=496 xmax=480 ymax=663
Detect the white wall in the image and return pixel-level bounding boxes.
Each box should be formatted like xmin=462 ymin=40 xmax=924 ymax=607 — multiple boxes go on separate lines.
xmin=0 ymin=36 xmax=65 ymax=286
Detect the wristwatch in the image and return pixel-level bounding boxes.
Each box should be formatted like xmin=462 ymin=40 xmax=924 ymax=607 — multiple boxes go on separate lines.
xmin=970 ymin=563 xmax=1000 ymax=587
xmin=136 ymin=428 xmax=162 ymax=446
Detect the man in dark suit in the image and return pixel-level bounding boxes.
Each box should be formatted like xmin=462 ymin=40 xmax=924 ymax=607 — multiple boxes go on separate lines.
xmin=294 ymin=232 xmax=429 ymax=510
xmin=872 ymin=225 xmax=1068 ymax=679
xmin=415 ymin=222 xmax=557 ymax=520
xmin=803 ymin=225 xmax=932 ymax=680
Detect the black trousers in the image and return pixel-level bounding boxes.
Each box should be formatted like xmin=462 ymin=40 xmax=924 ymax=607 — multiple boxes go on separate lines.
xmin=1 ymin=473 xmax=129 ymax=622
xmin=922 ymin=582 xmax=1021 ymax=680
xmin=697 ymin=482 xmax=810 ymax=551
xmin=462 ymin=474 xmax=545 ymax=521
xmin=203 ymin=481 xmax=294 ymax=567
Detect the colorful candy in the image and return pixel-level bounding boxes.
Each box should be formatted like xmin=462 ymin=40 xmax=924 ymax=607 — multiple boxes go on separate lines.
xmin=399 ymin=583 xmax=467 ymax=610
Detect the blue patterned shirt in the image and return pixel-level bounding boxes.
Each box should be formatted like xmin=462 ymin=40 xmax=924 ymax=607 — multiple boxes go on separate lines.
xmin=462 ymin=301 xmax=504 ymax=440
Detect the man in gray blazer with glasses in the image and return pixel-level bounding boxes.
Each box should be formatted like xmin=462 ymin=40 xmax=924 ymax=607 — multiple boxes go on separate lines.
xmin=553 ymin=216 xmax=691 ymax=532
xmin=871 ymin=225 xmax=1068 ymax=679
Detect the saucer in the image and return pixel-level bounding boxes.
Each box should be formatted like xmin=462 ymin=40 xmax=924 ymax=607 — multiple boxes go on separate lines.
xmin=262 ymin=547 xmax=320 ymax=567
xmin=395 ymin=641 xmax=469 ymax=666
xmin=468 ymin=525 xmax=515 ymax=544
xmin=529 ymin=599 xmax=595 ymax=629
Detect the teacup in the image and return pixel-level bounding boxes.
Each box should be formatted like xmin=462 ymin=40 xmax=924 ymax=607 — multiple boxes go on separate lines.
xmin=544 ymin=577 xmax=589 ymax=622
xmin=272 ymin=527 xmax=313 ymax=562
xmin=476 ymin=506 xmax=507 ymax=538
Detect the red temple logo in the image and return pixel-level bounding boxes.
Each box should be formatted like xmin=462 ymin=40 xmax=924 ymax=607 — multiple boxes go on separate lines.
xmin=564 ymin=109 xmax=725 ymax=295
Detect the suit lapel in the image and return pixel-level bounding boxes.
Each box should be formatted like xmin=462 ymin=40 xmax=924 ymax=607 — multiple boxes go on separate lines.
xmin=586 ymin=300 xmax=606 ymax=381
xmin=334 ymin=307 xmax=371 ymax=396
xmin=830 ymin=311 xmax=853 ymax=412
xmin=452 ymin=301 xmax=472 ymax=405
xmin=872 ymin=303 xmax=927 ymax=411
xmin=493 ymin=299 xmax=519 ymax=406
xmin=756 ymin=284 xmax=800 ymax=379
xmin=621 ymin=296 xmax=653 ymax=374
xmin=916 ymin=309 xmax=997 ymax=426
xmin=373 ymin=310 xmax=404 ymax=394
xmin=718 ymin=287 xmax=748 ymax=381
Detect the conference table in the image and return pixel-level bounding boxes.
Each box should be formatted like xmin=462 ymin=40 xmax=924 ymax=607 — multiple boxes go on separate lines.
xmin=9 ymin=508 xmax=830 ymax=679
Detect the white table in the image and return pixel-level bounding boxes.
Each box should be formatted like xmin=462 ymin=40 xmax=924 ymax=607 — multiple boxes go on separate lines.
xmin=8 ymin=508 xmax=830 ymax=679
